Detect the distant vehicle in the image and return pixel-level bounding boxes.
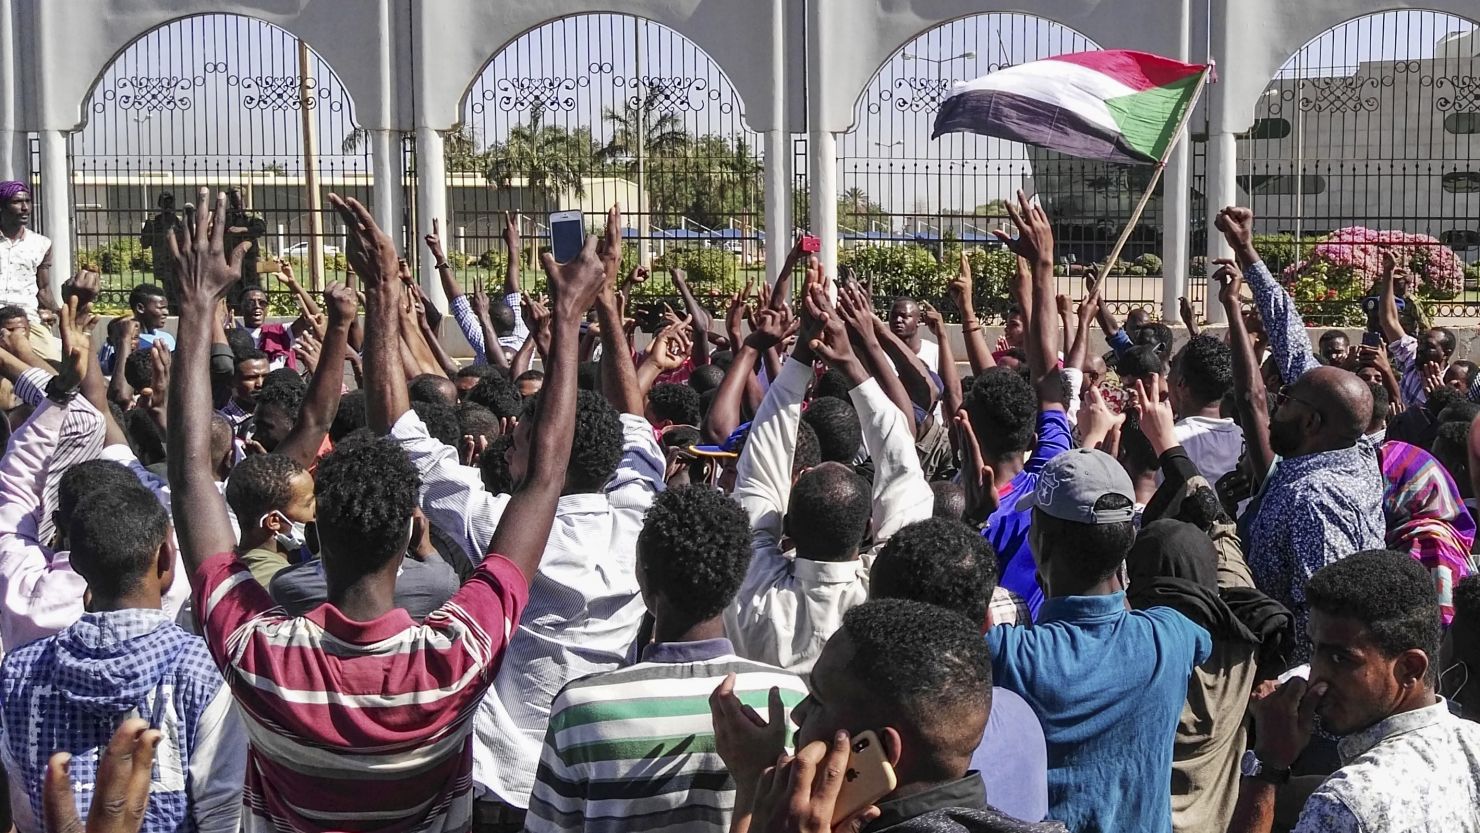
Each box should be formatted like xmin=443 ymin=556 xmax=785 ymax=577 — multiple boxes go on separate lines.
xmin=721 ymin=240 xmax=744 ymax=254
xmin=283 ymin=242 xmax=342 ymax=257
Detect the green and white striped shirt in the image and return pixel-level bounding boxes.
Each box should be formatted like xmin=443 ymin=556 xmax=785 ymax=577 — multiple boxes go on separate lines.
xmin=525 ymin=638 xmax=808 ymax=833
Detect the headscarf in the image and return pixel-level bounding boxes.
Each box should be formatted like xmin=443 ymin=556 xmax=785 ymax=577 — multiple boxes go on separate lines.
xmin=0 ymin=181 xmax=28 ymax=204
xmin=1127 ymin=519 xmax=1296 ymax=681
xmin=1379 ymin=439 xmax=1474 ymax=623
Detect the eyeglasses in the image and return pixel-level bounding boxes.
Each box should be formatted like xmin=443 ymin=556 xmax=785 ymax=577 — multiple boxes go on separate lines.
xmin=1274 ymin=387 xmax=1319 ymax=413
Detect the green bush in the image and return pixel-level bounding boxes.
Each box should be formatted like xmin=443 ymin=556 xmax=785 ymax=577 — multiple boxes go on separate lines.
xmin=477 ymin=249 xmax=509 ymax=273
xmin=1126 ymin=265 xmax=1149 ymax=277
xmin=652 ymin=247 xmax=737 ymax=288
xmin=840 ymin=244 xmax=946 ymax=302
xmin=1464 ymin=262 xmax=1480 ymax=289
xmin=1133 ymin=253 xmax=1162 ymax=274
xmin=965 ymin=246 xmax=1017 ymax=321
xmin=447 ymin=251 xmax=475 ymax=270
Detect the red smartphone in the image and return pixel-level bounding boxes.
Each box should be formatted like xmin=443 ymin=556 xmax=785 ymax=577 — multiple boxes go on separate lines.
xmin=800 ymin=235 xmax=821 ymax=253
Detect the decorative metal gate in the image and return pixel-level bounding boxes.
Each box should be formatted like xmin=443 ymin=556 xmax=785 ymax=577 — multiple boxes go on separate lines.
xmin=451 ymin=14 xmax=764 ymax=298
xmin=1240 ymin=11 xmax=1480 ymax=323
xmin=838 ymin=13 xmax=1177 ymax=317
xmin=68 ymin=13 xmax=371 ymax=309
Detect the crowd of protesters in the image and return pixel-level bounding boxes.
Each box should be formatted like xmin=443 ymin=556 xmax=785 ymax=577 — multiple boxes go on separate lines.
xmin=0 ymin=171 xmax=1475 ymax=833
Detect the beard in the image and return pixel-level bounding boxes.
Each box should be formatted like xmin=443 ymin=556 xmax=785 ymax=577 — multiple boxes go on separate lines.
xmin=1269 ymin=416 xmax=1303 ymax=458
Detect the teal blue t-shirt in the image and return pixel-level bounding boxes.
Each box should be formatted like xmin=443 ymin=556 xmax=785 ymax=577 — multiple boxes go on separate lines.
xmin=988 ymin=593 xmax=1212 ymax=833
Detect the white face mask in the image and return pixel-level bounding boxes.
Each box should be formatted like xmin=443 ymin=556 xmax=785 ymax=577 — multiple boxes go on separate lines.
xmin=259 ymin=510 xmax=309 ymax=557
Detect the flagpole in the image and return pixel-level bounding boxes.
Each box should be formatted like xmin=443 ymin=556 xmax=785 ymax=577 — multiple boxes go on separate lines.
xmin=1088 ymin=67 xmax=1212 ymax=300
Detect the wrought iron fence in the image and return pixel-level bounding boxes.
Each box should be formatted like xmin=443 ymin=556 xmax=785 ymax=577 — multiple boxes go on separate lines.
xmin=1240 ymin=10 xmax=1480 ymax=325
xmin=67 ymin=13 xmax=373 ymax=312
xmin=445 ymin=13 xmax=765 ymax=311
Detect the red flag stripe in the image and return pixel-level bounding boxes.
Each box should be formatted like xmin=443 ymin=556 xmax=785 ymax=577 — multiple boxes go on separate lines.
xmin=1046 ymin=50 xmax=1206 ymax=92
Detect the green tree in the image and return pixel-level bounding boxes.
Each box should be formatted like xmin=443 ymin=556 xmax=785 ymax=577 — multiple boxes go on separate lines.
xmin=598 ymin=102 xmax=690 ymax=166
xmin=482 ymin=111 xmax=599 ymax=214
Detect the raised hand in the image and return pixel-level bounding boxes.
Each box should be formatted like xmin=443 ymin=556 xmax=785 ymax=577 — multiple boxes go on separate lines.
xmin=1214 ymin=206 xmax=1255 ymax=254
xmin=1056 ymin=294 xmax=1073 ymax=320
xmin=1076 ymin=385 xmax=1125 ymax=450
xmin=502 ymin=211 xmax=520 ymax=254
xmin=598 ymin=205 xmax=623 ymax=287
xmin=424 ymin=217 xmax=446 ymax=261
xmin=324 ymin=281 xmax=358 ymax=327
xmin=293 ymin=331 xmax=322 ymax=374
xmin=709 ymin=674 xmax=790 ymax=789
xmin=949 ymin=250 xmax=974 ymax=308
xmin=808 ymin=284 xmax=861 ymax=371
xmin=955 ymin=409 xmax=998 ymax=523
xmin=470 ymin=281 xmax=492 ymax=318
xmin=649 ymin=324 xmax=692 ymax=372
xmin=1250 ymin=676 xmax=1327 ymax=770
xmin=148 ymin=339 xmax=172 ymax=394
xmin=169 ymin=187 xmax=252 ymax=306
xmin=521 ymin=293 xmax=551 ymax=334
xmin=45 ymin=718 xmax=161 ymax=833
xmin=56 ymin=296 xmax=94 ymax=391
xmin=834 ymin=281 xmax=882 ymax=346
xmin=994 ymin=189 xmax=1055 ymax=265
xmin=1213 ymin=257 xmax=1243 ymax=308
xmin=745 ymin=306 xmax=795 ymax=351
xmin=328 ymin=193 xmax=399 ymax=289
xmin=277 ymin=258 xmax=297 ymax=285
xmin=919 ymin=301 xmax=945 ymax=336
xmin=62 ymin=270 xmax=101 ymax=312
xmin=1131 ymin=373 xmax=1179 ymax=457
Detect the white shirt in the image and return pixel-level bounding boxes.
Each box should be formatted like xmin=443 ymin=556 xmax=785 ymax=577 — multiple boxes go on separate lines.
xmin=389 ymin=409 xmax=663 ymax=808
xmin=1293 ymin=699 xmax=1480 ymax=832
xmin=915 ymin=337 xmax=940 ymax=373
xmin=0 ymin=228 xmax=48 ymax=321
xmin=725 ymin=357 xmax=934 ymax=675
xmin=1167 ymin=416 xmax=1245 ymax=487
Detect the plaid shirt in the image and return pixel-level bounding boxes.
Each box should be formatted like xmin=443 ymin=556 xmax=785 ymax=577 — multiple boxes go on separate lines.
xmin=989 ymin=586 xmax=1031 ymax=628
xmin=0 ymin=609 xmax=245 ymax=833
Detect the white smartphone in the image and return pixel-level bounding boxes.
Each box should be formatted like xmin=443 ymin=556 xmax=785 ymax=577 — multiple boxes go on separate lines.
xmin=548 ymin=210 xmax=585 ymax=264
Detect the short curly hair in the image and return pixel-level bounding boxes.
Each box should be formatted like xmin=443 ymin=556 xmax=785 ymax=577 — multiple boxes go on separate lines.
xmin=965 ymin=368 xmax=1036 ymax=453
xmin=803 ymin=396 xmax=862 ymax=464
xmin=1455 ymin=574 xmax=1480 ymax=633
xmin=786 ymin=462 xmax=871 ymax=561
xmin=1134 ymin=321 xmax=1175 ymax=359
xmin=1307 ymin=549 xmax=1440 ymax=661
xmin=838 ymin=599 xmax=992 ymax=741
xmin=1116 ymin=343 xmax=1168 ymax=382
xmin=870 ymin=518 xmax=998 ymax=624
xmin=1173 ymin=335 xmax=1233 ymax=405
xmin=688 ymin=364 xmax=725 ymax=395
xmin=649 ymin=383 xmax=701 ymax=427
xmin=1431 ymin=420 xmax=1470 ymax=490
xmin=479 ymin=434 xmax=515 ymax=495
xmin=813 ymin=369 xmax=854 ymax=403
xmin=409 ymin=374 xmax=458 ymax=407
xmin=255 ymin=374 xmax=306 ymax=420
xmin=330 ymin=390 xmax=368 ymax=443
xmin=456 ymin=402 xmax=502 ymax=441
xmin=469 ymin=372 xmax=523 ymax=418
xmin=315 ymin=438 xmax=421 ymax=568
xmin=225 ymin=453 xmax=307 ymax=523
xmin=637 ymin=484 xmax=751 ymax=621
xmin=412 ymin=399 xmax=461 ymax=449
xmin=58 ymin=460 xmax=141 ymax=530
xmin=69 ymin=485 xmax=169 ymax=600
xmin=123 ymin=349 xmax=155 ymax=391
xmin=794 ymin=420 xmax=822 ymax=473
xmin=522 ymin=389 xmax=623 ymax=492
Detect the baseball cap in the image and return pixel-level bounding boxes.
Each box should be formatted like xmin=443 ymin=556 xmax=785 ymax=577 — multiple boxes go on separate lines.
xmin=1015 ymin=447 xmax=1137 ymax=524
xmin=685 ymin=422 xmax=751 ymax=459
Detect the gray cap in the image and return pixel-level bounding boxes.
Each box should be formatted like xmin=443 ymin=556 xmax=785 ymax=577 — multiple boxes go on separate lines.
xmin=1015 ymin=447 xmax=1137 ymax=525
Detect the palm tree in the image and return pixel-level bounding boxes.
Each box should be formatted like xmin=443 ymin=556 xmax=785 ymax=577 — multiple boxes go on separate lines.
xmin=341 ymin=122 xmax=486 ymax=172
xmin=842 ymin=186 xmax=870 ymax=214
xmin=482 ymin=110 xmax=592 ymax=214
xmin=598 ymin=102 xmax=690 ymax=167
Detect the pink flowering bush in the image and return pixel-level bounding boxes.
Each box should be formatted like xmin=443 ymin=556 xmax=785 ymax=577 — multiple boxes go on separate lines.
xmin=1279 ymin=228 xmax=1465 ymax=325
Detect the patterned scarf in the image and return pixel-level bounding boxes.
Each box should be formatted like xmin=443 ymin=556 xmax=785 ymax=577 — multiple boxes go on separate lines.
xmin=1379 ymin=439 xmax=1476 ymax=622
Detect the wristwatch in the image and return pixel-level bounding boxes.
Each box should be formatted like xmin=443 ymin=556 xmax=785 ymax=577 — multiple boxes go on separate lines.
xmin=1240 ymin=750 xmax=1291 ymax=785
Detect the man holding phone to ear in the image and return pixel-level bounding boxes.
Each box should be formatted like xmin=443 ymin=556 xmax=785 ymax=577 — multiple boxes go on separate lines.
xmin=718 ymin=599 xmax=1065 ymax=833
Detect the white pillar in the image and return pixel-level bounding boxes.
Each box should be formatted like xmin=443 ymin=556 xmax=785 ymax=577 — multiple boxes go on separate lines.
xmin=369 ymin=128 xmax=401 ymax=250
xmin=763 ymin=129 xmax=791 ymax=278
xmin=38 ymin=129 xmax=69 ymax=298
xmin=1159 ymin=0 xmax=1191 ymax=323
xmin=0 ymin=135 xmax=23 ymax=183
xmin=1204 ymin=129 xmax=1237 ymax=324
xmin=415 ymin=125 xmax=447 ymax=312
xmin=805 ymin=0 xmax=838 ymax=275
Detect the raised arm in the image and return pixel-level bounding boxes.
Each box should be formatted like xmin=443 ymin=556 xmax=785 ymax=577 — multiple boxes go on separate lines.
xmin=351 ymin=215 xmax=411 ymax=437
xmin=1216 ymin=206 xmax=1318 ymax=385
xmin=487 ymin=230 xmax=606 ymax=581
xmin=948 ymin=253 xmax=994 ymax=375
xmin=997 ymin=190 xmax=1065 ymax=412
xmin=1217 ymin=261 xmax=1274 ymax=483
xmin=671 ymin=268 xmax=713 ymax=367
xmin=921 ymin=302 xmax=962 ymax=421
xmin=702 ymin=309 xmax=790 ymax=447
xmin=1374 ymin=250 xmax=1405 ymax=346
xmin=831 ymin=281 xmax=915 ymax=423
xmin=502 ymin=211 xmax=523 ymax=297
xmin=768 ymin=236 xmax=807 ymax=313
xmin=167 ymin=187 xmax=250 ymax=576
xmin=594 ymin=206 xmax=644 ymax=416
xmin=278 ymin=260 xmax=323 ymax=339
xmin=275 ymin=283 xmax=355 ymax=468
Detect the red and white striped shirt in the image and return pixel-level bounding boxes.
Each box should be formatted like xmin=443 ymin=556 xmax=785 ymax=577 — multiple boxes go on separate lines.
xmin=194 ymin=551 xmax=528 ymax=833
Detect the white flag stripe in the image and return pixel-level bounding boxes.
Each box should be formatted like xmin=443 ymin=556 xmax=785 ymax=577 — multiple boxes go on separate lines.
xmin=945 ymin=59 xmax=1129 ymax=136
